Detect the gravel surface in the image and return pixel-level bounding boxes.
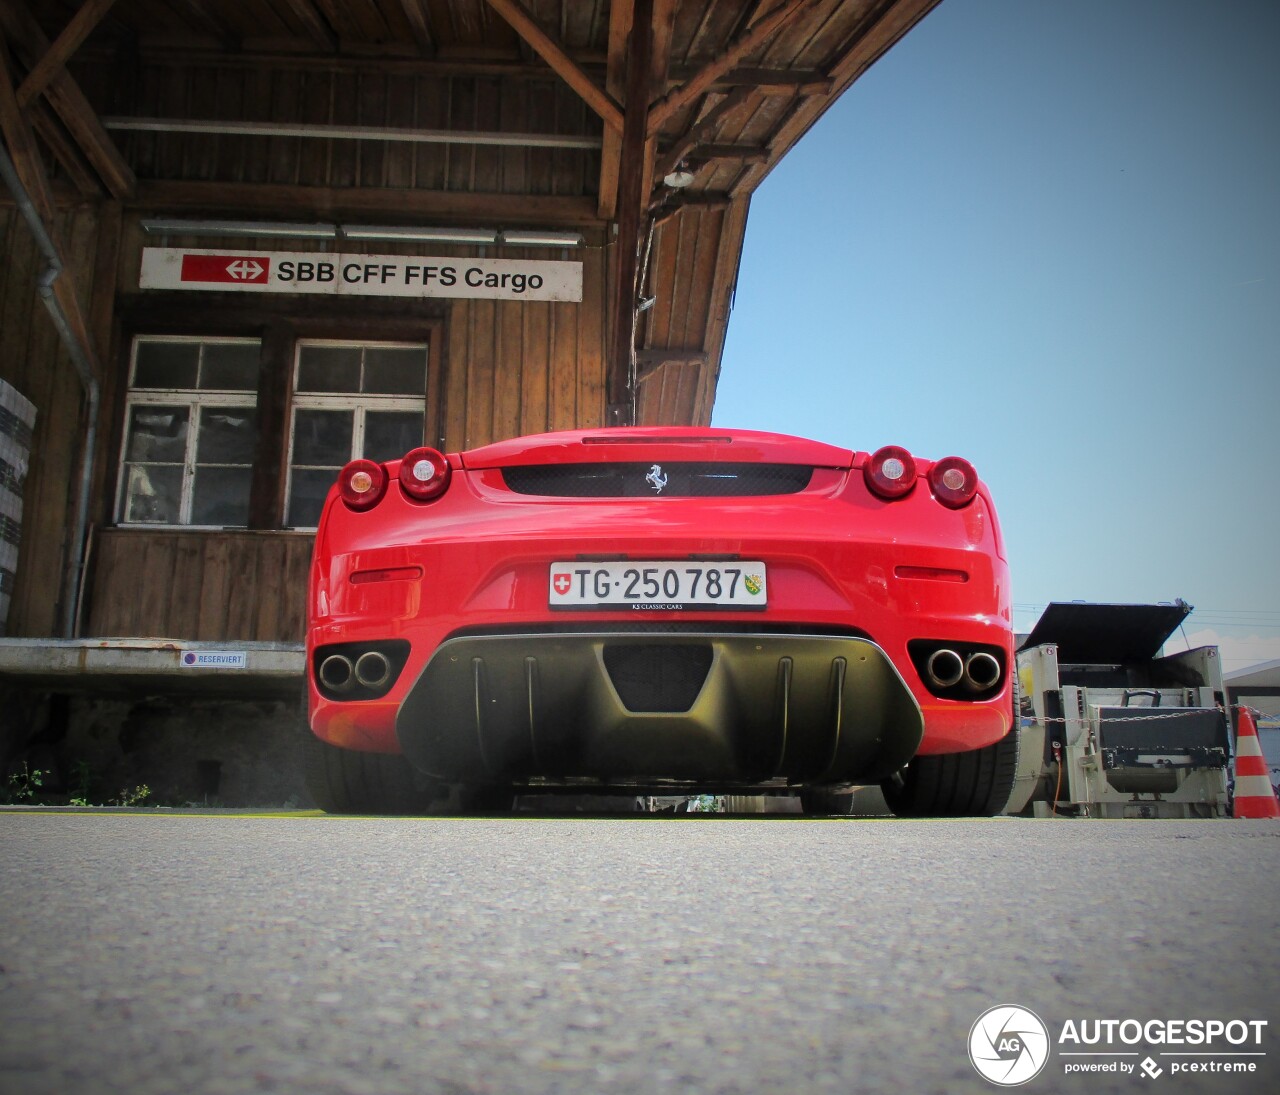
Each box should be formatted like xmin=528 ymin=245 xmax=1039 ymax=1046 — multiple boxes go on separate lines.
xmin=1 ymin=812 xmax=1277 ymax=1094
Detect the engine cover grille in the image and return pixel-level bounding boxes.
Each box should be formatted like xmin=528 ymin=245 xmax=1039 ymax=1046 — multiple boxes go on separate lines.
xmin=502 ymin=462 xmax=813 ymax=497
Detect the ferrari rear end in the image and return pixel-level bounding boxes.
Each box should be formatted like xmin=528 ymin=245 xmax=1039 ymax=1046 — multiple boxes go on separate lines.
xmin=306 ymin=427 xmax=1013 ymax=813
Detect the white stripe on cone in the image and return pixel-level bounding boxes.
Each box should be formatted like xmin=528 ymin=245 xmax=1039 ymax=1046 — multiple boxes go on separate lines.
xmin=1235 ymin=774 xmax=1277 ymax=798
xmin=1236 ymin=733 xmax=1266 ymax=759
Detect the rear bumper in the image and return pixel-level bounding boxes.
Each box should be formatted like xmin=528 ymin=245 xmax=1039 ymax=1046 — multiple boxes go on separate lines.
xmin=394 ymin=631 xmax=924 ymax=788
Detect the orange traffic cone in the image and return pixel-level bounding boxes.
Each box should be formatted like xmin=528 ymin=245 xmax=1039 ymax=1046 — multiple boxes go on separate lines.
xmin=1233 ymin=707 xmax=1280 ymax=819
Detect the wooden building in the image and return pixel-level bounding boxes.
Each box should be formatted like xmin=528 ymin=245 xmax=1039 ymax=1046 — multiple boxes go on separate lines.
xmin=0 ymin=0 xmax=937 ymax=801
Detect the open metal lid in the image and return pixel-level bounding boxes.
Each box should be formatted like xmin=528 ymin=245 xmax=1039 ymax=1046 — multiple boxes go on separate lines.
xmin=1019 ymin=600 xmax=1193 ymax=663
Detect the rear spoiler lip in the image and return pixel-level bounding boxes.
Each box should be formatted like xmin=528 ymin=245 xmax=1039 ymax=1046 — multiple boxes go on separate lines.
xmin=457 ymin=427 xmax=857 ymax=471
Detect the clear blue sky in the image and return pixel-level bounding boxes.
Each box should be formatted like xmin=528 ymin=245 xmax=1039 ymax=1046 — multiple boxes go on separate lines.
xmin=712 ymin=0 xmax=1279 ymax=670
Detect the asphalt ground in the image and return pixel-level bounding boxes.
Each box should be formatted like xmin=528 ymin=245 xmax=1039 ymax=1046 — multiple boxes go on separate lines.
xmin=1 ymin=811 xmax=1277 ymax=1095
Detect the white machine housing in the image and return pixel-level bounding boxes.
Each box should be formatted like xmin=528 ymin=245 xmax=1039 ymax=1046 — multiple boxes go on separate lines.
xmin=1006 ymin=602 xmax=1230 ymax=819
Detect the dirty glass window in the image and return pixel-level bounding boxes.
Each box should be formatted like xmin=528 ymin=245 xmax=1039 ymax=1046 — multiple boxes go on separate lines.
xmin=116 ymin=337 xmax=260 ymax=526
xmin=286 ymin=341 xmax=427 ymax=528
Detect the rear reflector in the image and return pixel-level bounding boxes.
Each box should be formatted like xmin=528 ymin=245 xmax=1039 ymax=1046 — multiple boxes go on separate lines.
xmin=350 ymin=566 xmax=424 ymax=585
xmin=894 ymin=566 xmax=969 ymax=583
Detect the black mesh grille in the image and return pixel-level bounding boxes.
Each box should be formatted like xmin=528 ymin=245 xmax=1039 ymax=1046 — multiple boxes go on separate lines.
xmin=603 ymin=644 xmax=714 ymax=713
xmin=502 ymin=462 xmax=813 ymax=497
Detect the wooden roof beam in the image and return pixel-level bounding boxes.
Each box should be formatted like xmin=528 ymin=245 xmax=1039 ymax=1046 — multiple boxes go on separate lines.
xmin=0 ymin=28 xmax=101 ymax=383
xmin=653 ymin=85 xmax=756 ymax=184
xmin=597 ymin=0 xmax=632 ymax=220
xmin=483 ymin=0 xmax=623 ymax=133
xmin=15 ymin=0 xmax=119 ymax=108
xmin=101 ymin=115 xmax=602 ymax=150
xmin=31 ymin=98 xmax=102 ymax=194
xmin=688 ymin=143 xmax=767 ymax=164
xmin=0 ymin=0 xmax=134 ymax=198
xmin=670 ymin=66 xmax=832 ymax=96
xmin=647 ymin=0 xmax=810 ymax=136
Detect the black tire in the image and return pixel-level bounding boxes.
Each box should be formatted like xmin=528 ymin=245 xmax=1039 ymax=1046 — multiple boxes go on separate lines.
xmin=303 ymin=734 xmax=436 ymax=815
xmin=454 ymin=785 xmax=515 ymax=814
xmin=881 ymin=729 xmax=1019 ymax=817
xmin=799 ymin=790 xmax=856 ymax=816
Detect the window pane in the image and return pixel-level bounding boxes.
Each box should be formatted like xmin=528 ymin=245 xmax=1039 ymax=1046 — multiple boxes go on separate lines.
xmin=287 ymin=469 xmax=338 ymax=528
xmin=200 ymin=343 xmax=259 ymax=391
xmin=363 ymin=411 xmax=424 ymax=463
xmin=364 ymin=347 xmax=427 ymax=395
xmin=134 ymin=342 xmax=199 ymax=389
xmin=191 ymin=467 xmax=252 ymax=526
xmin=297 ymin=346 xmax=361 ymax=393
xmin=125 ymin=405 xmax=189 ymax=462
xmin=292 ymin=409 xmax=353 ymax=466
xmin=197 ymin=408 xmax=258 ymax=464
xmin=121 ymin=465 xmax=183 ymax=524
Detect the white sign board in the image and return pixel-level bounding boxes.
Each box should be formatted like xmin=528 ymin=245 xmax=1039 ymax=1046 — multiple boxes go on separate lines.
xmin=140 ymin=247 xmax=583 ymax=302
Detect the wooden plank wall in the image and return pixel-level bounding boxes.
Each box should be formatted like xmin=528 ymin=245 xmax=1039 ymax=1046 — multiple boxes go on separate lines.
xmin=85 ymin=530 xmax=312 ymax=642
xmin=4 ymin=44 xmax=615 ymax=643
xmin=0 ymin=203 xmax=102 ymax=639
xmin=444 ymin=243 xmax=608 ymax=450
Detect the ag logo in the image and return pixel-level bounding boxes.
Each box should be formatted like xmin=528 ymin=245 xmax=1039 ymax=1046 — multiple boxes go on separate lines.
xmin=968 ymin=1005 xmax=1050 ymax=1086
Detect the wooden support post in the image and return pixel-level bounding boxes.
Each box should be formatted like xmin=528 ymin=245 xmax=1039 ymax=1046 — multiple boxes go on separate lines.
xmin=606 ymin=0 xmax=653 ymax=425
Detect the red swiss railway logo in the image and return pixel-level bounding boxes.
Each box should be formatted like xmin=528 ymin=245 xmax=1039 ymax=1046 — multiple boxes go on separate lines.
xmin=179 ymin=254 xmax=270 ymax=284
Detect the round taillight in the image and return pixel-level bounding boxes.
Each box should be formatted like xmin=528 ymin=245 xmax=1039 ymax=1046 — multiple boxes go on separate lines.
xmin=398 ymin=447 xmax=451 ymax=501
xmin=929 ymin=456 xmax=979 ymax=508
xmin=339 ymin=459 xmax=387 ymax=511
xmin=864 ymin=445 xmax=917 ymax=500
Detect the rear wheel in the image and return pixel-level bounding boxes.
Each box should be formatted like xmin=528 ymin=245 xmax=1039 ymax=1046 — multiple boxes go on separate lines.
xmin=881 ymin=730 xmax=1018 ymax=817
xmin=303 ymin=734 xmax=438 ymax=815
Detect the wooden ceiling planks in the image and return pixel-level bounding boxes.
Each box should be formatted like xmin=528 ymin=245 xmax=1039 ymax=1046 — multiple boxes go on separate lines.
xmin=6 ymin=0 xmax=942 ymax=428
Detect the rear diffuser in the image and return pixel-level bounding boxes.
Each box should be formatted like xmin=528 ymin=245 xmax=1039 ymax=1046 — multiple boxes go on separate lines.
xmin=396 ymin=632 xmax=923 ymax=786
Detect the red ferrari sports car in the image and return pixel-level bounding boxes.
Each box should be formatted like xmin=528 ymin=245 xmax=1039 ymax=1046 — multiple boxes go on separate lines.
xmin=304 ymin=427 xmax=1014 ymax=815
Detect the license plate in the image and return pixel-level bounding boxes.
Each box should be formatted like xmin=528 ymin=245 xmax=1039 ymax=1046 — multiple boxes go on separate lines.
xmin=549 ymin=561 xmax=767 ymax=610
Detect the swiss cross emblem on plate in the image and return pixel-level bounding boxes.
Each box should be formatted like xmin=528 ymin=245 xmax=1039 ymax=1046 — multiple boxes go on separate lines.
xmin=553 ymin=573 xmax=572 ymax=595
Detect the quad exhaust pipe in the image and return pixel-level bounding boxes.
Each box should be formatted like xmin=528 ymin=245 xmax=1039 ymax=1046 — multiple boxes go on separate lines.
xmin=318 ymin=653 xmax=355 ymax=693
xmin=317 ymin=650 xmax=394 ymax=694
xmin=923 ymin=648 xmax=1002 ymax=692
xmin=925 ymin=648 xmax=965 ymax=689
xmin=964 ymin=651 xmax=1002 ymax=691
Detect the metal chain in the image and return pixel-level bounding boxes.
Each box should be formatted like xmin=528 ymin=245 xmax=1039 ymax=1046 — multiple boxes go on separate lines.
xmin=1020 ymin=709 xmax=1224 ymax=726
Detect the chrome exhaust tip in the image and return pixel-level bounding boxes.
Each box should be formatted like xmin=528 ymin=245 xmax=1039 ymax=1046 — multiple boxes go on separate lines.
xmin=354 ymin=650 xmax=392 ymax=690
xmin=925 ymin=648 xmax=965 ymax=689
xmin=964 ymin=651 xmax=1002 ymax=691
xmin=318 ymin=654 xmax=355 ymax=693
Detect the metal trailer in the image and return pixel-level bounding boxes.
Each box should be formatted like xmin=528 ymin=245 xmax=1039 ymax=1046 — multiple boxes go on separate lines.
xmin=1005 ymin=601 xmax=1231 ymax=819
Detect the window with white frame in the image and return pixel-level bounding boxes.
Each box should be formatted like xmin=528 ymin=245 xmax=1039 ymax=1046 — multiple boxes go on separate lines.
xmin=116 ymin=337 xmax=261 ymax=526
xmin=285 ymin=341 xmax=428 ymax=528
